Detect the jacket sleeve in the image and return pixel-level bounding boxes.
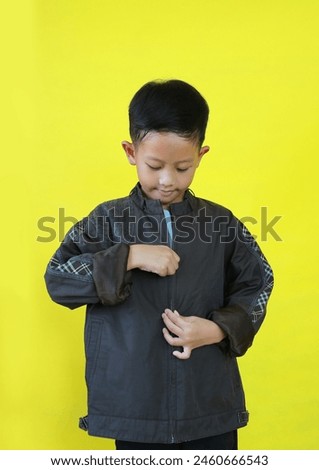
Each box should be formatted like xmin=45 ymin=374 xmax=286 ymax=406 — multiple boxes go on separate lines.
xmin=208 ymin=219 xmax=274 ymax=357
xmin=44 ymin=214 xmax=132 ymax=309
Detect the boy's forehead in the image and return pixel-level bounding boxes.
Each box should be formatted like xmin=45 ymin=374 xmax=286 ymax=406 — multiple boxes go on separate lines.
xmin=136 ymin=131 xmax=199 ymax=156
xmin=147 ymin=155 xmax=194 ymax=163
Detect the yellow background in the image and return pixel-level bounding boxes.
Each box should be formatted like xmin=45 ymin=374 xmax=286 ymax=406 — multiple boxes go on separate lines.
xmin=1 ymin=0 xmax=318 ymax=450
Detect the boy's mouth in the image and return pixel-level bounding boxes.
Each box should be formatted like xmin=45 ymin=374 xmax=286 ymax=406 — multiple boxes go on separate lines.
xmin=158 ymin=189 xmax=176 ymax=196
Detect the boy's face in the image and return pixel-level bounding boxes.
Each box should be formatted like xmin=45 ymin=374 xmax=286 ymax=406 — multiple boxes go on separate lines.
xmin=122 ymin=132 xmax=209 ymax=208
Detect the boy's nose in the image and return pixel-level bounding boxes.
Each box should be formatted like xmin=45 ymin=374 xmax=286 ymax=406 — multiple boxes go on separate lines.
xmin=159 ymin=171 xmax=174 ymax=187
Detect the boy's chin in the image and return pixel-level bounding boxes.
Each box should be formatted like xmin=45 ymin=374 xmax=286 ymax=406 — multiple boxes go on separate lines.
xmin=141 ymin=185 xmax=185 ymax=206
xmin=158 ymin=189 xmax=185 ymax=204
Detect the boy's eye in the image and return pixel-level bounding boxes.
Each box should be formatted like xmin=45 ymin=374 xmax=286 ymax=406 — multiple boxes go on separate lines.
xmin=146 ymin=164 xmax=190 ymax=172
xmin=147 ymin=164 xmax=161 ymax=171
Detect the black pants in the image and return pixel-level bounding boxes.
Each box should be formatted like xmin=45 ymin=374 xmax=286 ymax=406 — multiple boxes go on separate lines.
xmin=116 ymin=430 xmax=237 ymax=450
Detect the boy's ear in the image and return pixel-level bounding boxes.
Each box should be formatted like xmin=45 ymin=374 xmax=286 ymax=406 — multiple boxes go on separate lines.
xmin=197 ymin=145 xmax=210 ymax=166
xmin=121 ymin=141 xmax=136 ymax=165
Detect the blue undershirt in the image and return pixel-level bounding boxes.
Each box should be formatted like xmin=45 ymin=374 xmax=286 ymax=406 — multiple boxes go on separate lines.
xmin=163 ymin=209 xmax=173 ymax=245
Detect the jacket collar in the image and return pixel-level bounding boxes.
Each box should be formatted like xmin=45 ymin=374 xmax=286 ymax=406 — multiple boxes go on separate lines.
xmin=129 ymin=182 xmax=196 ymax=216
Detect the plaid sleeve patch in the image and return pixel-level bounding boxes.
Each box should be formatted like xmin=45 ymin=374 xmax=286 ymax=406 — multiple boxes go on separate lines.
xmin=241 ymin=225 xmax=274 ymax=324
xmin=49 ymin=255 xmax=93 ymax=278
xmin=68 ymin=221 xmax=86 ymax=243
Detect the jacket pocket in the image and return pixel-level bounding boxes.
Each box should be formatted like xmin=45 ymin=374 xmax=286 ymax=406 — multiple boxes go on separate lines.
xmin=85 ymin=318 xmax=103 ymax=387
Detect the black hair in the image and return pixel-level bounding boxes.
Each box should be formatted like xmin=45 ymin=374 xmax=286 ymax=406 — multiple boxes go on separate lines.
xmin=129 ymin=79 xmax=209 ymax=147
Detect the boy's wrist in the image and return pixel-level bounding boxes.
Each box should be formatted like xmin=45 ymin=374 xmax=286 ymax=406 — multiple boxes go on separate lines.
xmin=201 ymin=320 xmax=226 ymax=346
xmin=211 ymin=322 xmax=226 ymax=343
xmin=127 ymin=245 xmax=138 ymax=271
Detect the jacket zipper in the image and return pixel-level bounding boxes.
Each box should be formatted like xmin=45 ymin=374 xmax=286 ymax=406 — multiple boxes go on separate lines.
xmin=163 ymin=209 xmax=177 ymax=444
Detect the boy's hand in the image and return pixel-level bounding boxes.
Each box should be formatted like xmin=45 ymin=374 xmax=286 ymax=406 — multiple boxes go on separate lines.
xmin=162 ymin=309 xmax=226 ymax=360
xmin=127 ymin=245 xmax=180 ymax=277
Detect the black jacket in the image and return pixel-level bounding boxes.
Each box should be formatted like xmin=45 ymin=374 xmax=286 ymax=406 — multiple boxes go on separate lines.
xmin=44 ymin=183 xmax=274 ymax=444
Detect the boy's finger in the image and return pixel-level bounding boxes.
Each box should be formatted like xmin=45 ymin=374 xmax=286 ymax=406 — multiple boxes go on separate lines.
xmin=164 ymin=308 xmax=175 ymax=314
xmin=173 ymin=252 xmax=180 ymax=263
xmin=173 ymin=347 xmax=192 ymax=360
xmin=164 ymin=309 xmax=186 ymax=328
xmin=162 ymin=328 xmax=183 ymax=346
xmin=163 ymin=308 xmax=179 ymax=317
xmin=163 ymin=309 xmax=184 ymax=327
xmin=162 ymin=313 xmax=183 ymax=335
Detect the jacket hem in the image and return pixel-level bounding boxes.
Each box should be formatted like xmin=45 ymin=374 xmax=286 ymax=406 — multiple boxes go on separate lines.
xmin=81 ymin=410 xmax=249 ymax=444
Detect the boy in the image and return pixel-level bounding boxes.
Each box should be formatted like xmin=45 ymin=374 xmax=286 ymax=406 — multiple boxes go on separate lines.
xmin=45 ymin=79 xmax=274 ymax=450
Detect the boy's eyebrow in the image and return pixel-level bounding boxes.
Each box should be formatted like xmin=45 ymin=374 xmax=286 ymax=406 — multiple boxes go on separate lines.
xmin=146 ymin=156 xmax=194 ymax=164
